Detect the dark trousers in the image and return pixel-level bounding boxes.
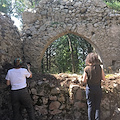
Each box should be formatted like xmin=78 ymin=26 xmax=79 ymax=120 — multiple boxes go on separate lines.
xmin=11 ymin=87 xmax=35 ymax=120
xmin=86 ymin=85 xmax=102 ymax=120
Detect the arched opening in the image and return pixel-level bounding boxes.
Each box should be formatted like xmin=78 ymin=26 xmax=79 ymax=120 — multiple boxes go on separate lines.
xmin=40 ymin=33 xmax=103 ymax=74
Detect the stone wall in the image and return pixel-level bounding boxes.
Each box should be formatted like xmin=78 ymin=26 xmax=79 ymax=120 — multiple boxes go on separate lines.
xmin=22 ymin=0 xmax=120 ymax=71
xmin=0 ymin=1 xmax=120 ymax=119
xmin=0 ymin=12 xmax=22 ymax=70
xmin=1 ymin=73 xmax=120 ymax=120
xmin=0 ymin=0 xmax=120 ymax=72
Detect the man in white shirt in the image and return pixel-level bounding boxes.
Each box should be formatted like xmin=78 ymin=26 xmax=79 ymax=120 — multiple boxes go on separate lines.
xmin=5 ymin=58 xmax=35 ymax=120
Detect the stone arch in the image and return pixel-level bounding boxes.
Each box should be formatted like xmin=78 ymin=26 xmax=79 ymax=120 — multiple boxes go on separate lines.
xmin=39 ymin=31 xmax=102 ymax=67
xmin=22 ymin=0 xmax=120 ymax=72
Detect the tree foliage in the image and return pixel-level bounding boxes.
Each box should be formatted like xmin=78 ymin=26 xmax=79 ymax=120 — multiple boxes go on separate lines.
xmin=41 ymin=34 xmax=93 ymax=74
xmin=103 ymin=0 xmax=120 ymax=11
xmin=0 ymin=0 xmax=12 ymax=14
xmin=0 ymin=0 xmax=40 ymax=18
xmin=104 ymin=0 xmax=120 ymax=2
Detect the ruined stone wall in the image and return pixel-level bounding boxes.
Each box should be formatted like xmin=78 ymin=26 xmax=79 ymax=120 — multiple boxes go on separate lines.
xmin=22 ymin=0 xmax=120 ymax=71
xmin=0 ymin=0 xmax=120 ymax=72
xmin=1 ymin=73 xmax=120 ymax=120
xmin=0 ymin=12 xmax=22 ymax=69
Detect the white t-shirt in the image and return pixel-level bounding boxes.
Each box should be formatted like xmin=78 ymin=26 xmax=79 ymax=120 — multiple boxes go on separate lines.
xmin=5 ymin=68 xmax=31 ymax=90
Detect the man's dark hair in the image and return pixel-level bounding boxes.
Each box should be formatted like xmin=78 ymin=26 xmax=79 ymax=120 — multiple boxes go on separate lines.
xmin=14 ymin=58 xmax=23 ymax=68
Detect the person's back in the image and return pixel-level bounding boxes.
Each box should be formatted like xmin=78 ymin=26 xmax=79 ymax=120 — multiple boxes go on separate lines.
xmin=7 ymin=68 xmax=31 ymax=90
xmin=82 ymin=53 xmax=105 ymax=120
xmin=85 ymin=64 xmax=102 ymax=86
xmin=5 ymin=58 xmax=35 ymax=120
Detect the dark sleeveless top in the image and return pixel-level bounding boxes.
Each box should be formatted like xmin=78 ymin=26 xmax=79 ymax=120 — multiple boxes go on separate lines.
xmin=84 ymin=64 xmax=102 ymax=86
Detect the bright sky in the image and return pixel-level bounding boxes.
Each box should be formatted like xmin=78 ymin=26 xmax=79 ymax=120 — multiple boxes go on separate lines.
xmin=11 ymin=0 xmax=22 ymax=30
xmin=11 ymin=16 xmax=22 ymax=30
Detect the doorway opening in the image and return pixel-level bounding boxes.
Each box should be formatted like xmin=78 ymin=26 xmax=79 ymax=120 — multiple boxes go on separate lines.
xmin=41 ymin=33 xmax=94 ymax=74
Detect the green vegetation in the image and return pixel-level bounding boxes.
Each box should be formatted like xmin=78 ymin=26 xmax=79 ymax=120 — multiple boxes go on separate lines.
xmin=0 ymin=0 xmax=11 ymax=14
xmin=0 ymin=0 xmax=40 ymax=19
xmin=105 ymin=74 xmax=114 ymax=78
xmin=41 ymin=34 xmax=93 ymax=74
xmin=103 ymin=0 xmax=120 ymax=11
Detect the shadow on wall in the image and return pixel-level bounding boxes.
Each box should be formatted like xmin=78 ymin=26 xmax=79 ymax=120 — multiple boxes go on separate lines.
xmin=0 ymin=62 xmax=13 ymax=85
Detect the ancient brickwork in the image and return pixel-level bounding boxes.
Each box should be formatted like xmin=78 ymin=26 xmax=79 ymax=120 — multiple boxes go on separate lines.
xmin=1 ymin=1 xmax=120 ymax=119
xmin=0 ymin=12 xmax=22 ymax=68
xmin=1 ymin=73 xmax=120 ymax=120
xmin=22 ymin=0 xmax=120 ymax=72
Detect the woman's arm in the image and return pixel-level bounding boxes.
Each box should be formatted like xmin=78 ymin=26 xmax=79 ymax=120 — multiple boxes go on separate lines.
xmin=102 ymin=69 xmax=106 ymax=81
xmin=82 ymin=71 xmax=87 ymax=83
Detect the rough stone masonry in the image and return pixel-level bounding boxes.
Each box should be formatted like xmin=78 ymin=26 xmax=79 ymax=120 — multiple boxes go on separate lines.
xmin=22 ymin=0 xmax=120 ymax=72
xmin=0 ymin=0 xmax=120 ymax=71
xmin=0 ymin=1 xmax=120 ymax=119
xmin=1 ymin=73 xmax=120 ymax=120
xmin=0 ymin=13 xmax=22 ymax=69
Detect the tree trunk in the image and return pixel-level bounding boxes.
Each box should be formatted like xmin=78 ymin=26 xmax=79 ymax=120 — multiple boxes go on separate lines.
xmin=46 ymin=48 xmax=49 ymax=71
xmin=48 ymin=46 xmax=52 ymax=71
xmin=74 ymin=44 xmax=79 ymax=73
xmin=41 ymin=58 xmax=44 ymax=73
xmin=67 ymin=34 xmax=75 ymax=73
